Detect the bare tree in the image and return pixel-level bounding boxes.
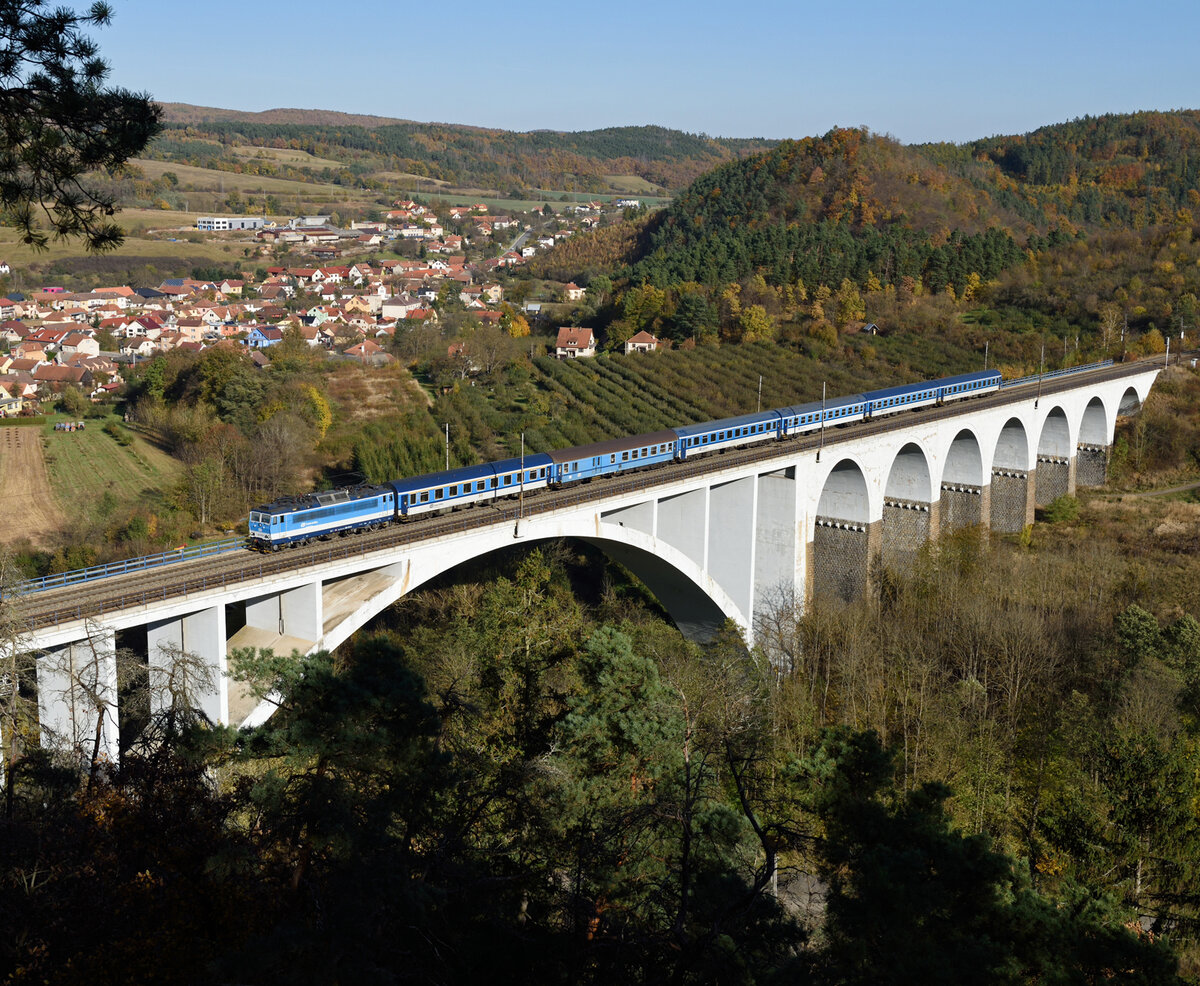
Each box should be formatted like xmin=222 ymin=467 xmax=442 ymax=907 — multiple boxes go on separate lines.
xmin=0 ymin=550 xmax=36 ymax=813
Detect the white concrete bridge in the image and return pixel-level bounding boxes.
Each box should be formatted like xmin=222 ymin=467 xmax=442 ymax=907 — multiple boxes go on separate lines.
xmin=12 ymin=360 xmax=1163 ymax=763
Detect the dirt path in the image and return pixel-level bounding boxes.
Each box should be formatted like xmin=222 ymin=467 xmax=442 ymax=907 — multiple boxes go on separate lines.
xmin=1129 ymin=480 xmax=1200 ymax=498
xmin=0 ymin=427 xmax=65 ymax=546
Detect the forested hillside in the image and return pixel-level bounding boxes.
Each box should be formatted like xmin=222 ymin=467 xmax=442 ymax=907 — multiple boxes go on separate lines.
xmin=148 ymin=104 xmax=777 ymax=195
xmin=527 ymin=111 xmax=1200 ymax=358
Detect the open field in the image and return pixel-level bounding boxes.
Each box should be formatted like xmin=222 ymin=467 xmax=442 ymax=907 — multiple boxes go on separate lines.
xmin=0 ymin=209 xmax=253 ymax=273
xmin=40 ymin=417 xmax=184 ymax=524
xmin=132 ymin=159 xmax=378 ymax=206
xmin=603 ymin=174 xmax=667 ymax=194
xmin=0 ymin=427 xmax=65 ymax=546
xmin=372 ymin=171 xmax=453 ymax=187
xmin=230 ymin=144 xmax=346 ymax=170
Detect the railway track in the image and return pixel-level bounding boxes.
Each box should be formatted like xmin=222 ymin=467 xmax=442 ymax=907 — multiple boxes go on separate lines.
xmin=13 ymin=356 xmax=1173 ymax=631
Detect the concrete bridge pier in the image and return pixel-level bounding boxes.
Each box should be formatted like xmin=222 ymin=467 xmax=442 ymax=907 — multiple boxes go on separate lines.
xmin=753 ymin=467 xmax=802 ymax=622
xmin=990 ymin=469 xmax=1036 ymax=532
xmin=146 ymin=605 xmax=228 ymax=726
xmin=1076 ymin=443 xmax=1109 ymax=487
xmin=940 ymin=483 xmax=989 ymax=532
xmin=1035 ymin=455 xmax=1075 ymax=505
xmin=36 ymin=628 xmax=119 ymax=767
xmin=882 ymin=497 xmax=935 ymax=568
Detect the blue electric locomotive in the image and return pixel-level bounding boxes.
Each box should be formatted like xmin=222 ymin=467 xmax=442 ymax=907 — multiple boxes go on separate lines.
xmin=249 ymin=485 xmax=395 ymax=548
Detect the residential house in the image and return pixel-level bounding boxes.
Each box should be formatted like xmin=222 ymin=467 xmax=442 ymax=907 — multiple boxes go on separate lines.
xmin=564 ymin=282 xmax=586 ymax=302
xmin=555 ymin=327 xmax=596 ymax=359
xmin=624 ymin=330 xmax=659 ymax=354
xmin=246 ymin=326 xmax=285 ymax=349
xmin=0 ymin=379 xmax=25 ymax=416
xmin=59 ymin=333 xmax=101 ymax=359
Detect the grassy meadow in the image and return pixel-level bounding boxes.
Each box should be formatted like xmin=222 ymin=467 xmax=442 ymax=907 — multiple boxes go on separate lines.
xmin=40 ymin=414 xmax=183 ymax=522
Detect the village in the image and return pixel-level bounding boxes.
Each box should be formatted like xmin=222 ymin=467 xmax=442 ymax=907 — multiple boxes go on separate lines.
xmin=0 ymin=197 xmax=662 ymax=417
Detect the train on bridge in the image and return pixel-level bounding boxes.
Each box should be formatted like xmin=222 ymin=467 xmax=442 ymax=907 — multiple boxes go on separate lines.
xmin=248 ymin=369 xmax=1007 ymax=550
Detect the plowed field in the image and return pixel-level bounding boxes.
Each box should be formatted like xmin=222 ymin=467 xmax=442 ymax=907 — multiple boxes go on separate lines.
xmin=0 ymin=427 xmax=64 ymax=546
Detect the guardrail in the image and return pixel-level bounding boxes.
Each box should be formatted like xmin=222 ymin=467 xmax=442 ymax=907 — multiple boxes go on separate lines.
xmin=999 ymin=359 xmax=1114 ymax=390
xmin=11 ymin=537 xmax=245 ymax=598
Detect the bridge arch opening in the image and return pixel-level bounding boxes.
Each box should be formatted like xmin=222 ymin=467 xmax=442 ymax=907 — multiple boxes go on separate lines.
xmin=1035 ymin=407 xmax=1073 ymax=506
xmin=1079 ymin=396 xmax=1108 ymax=445
xmin=817 ymin=459 xmax=870 ymax=525
xmin=944 ymin=429 xmax=984 ymax=486
xmin=1077 ymin=396 xmax=1111 ymax=488
xmin=1118 ymin=386 xmax=1142 ymax=417
xmin=994 ymin=418 xmax=1030 ymax=471
xmin=320 ymin=533 xmax=747 ymax=660
xmin=885 ymin=442 xmax=933 ymax=503
xmin=813 ymin=459 xmax=873 ymax=603
xmin=1037 ymin=407 xmax=1072 ymax=458
xmin=940 ymin=429 xmax=986 ymax=531
xmin=882 ymin=443 xmax=933 ymax=569
xmin=992 ymin=418 xmax=1033 ymax=532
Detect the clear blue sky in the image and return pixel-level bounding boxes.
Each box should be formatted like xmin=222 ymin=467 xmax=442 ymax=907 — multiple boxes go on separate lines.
xmin=100 ymin=0 xmax=1199 ymax=144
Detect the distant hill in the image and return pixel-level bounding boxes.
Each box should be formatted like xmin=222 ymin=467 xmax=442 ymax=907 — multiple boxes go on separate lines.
xmin=599 ymin=111 xmax=1200 ymax=291
xmin=150 ymin=103 xmax=779 ymax=196
xmin=158 ymin=102 xmax=422 ymax=129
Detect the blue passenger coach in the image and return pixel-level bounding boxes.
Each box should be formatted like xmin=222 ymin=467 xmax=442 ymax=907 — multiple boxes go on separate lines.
xmin=390 ymin=455 xmax=553 ymax=517
xmin=674 ymin=411 xmax=782 ymax=460
xmin=548 ymin=430 xmax=677 ymax=481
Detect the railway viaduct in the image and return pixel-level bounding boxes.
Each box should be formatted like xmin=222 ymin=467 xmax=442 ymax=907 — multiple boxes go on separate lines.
xmin=8 ymin=360 xmax=1163 ymax=764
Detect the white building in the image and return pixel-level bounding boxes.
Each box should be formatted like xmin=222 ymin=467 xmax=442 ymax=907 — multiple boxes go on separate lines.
xmin=196 ymin=216 xmax=265 ymax=231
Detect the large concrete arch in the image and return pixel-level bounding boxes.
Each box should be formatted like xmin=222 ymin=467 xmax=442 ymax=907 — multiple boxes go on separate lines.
xmin=1077 ymin=396 xmax=1111 ymax=487
xmin=885 ymin=442 xmax=933 ymax=502
xmin=943 ymin=429 xmax=985 ymax=486
xmin=1037 ymin=407 xmax=1072 ymax=458
xmin=317 ymin=522 xmax=749 ymax=661
xmin=818 ymin=458 xmax=871 ymax=524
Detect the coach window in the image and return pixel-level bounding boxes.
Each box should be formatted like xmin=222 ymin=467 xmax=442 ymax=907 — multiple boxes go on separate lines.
xmin=622 ymin=452 xmax=629 ymax=461
xmin=610 ymin=454 xmax=616 ymax=464
xmin=435 ymin=489 xmax=444 ymax=500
